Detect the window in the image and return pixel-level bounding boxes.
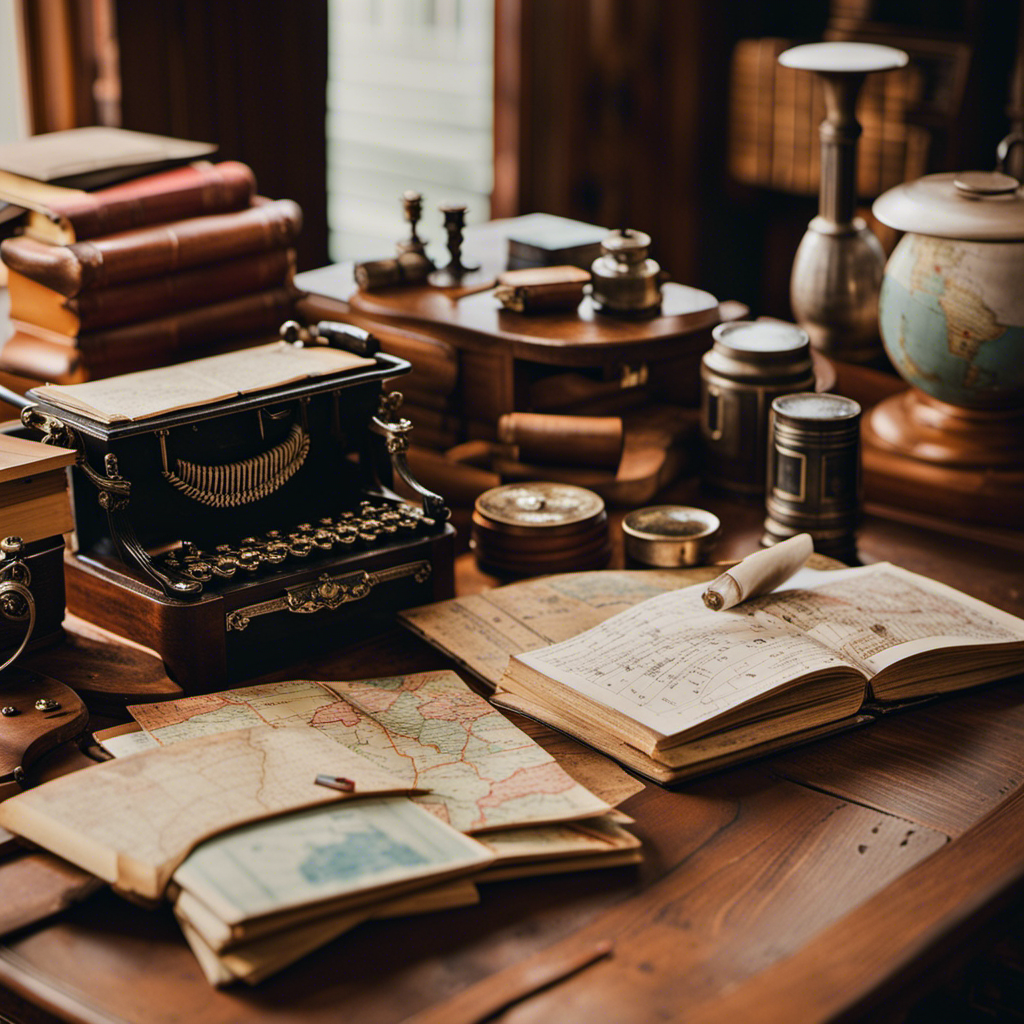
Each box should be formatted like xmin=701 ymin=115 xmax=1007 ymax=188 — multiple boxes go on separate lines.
xmin=0 ymin=0 xmax=28 ymax=145
xmin=326 ymin=0 xmax=494 ymax=262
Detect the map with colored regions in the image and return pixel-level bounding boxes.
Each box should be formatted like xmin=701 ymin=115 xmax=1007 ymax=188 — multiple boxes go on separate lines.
xmin=129 ymin=671 xmax=610 ymax=833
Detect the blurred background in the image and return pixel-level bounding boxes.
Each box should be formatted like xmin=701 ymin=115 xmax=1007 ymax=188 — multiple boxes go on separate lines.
xmin=3 ymin=0 xmax=1021 ymax=316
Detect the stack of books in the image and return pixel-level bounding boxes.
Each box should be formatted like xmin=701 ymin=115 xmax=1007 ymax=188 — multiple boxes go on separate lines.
xmin=0 ymin=160 xmax=301 ymax=383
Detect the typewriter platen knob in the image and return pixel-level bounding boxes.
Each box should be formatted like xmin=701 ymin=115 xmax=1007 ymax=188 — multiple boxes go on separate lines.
xmin=0 ymin=537 xmax=23 ymax=557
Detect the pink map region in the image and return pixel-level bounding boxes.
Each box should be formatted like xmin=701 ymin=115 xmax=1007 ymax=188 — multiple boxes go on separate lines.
xmin=310 ymin=701 xmax=362 ymax=727
xmin=476 ymin=762 xmax=578 ymax=812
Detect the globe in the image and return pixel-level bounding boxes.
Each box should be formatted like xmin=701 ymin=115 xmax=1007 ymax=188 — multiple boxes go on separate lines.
xmin=878 ymin=232 xmax=1024 ymax=409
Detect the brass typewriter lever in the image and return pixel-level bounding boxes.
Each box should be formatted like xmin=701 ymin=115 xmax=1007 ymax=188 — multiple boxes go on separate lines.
xmin=371 ymin=391 xmax=450 ymax=523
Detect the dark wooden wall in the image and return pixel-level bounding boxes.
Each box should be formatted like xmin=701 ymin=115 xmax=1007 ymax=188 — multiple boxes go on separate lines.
xmin=493 ymin=0 xmax=736 ymax=291
xmin=113 ymin=0 xmax=329 ymax=271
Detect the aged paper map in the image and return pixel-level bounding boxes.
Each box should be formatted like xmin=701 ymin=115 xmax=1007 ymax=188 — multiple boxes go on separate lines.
xmin=173 ymin=798 xmax=494 ymax=927
xmin=399 ymin=567 xmax=722 ymax=689
xmin=130 ymin=671 xmax=611 ymax=833
xmin=317 ymin=671 xmax=611 ymax=831
xmin=0 ymin=726 xmax=410 ymax=899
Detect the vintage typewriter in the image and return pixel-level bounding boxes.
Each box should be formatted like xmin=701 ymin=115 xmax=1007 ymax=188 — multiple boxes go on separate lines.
xmin=14 ymin=321 xmax=455 ymax=693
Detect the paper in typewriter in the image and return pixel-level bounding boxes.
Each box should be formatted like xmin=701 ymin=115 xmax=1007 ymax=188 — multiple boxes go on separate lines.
xmin=128 ymin=671 xmax=612 ymax=833
xmin=32 ymin=341 xmax=377 ymax=423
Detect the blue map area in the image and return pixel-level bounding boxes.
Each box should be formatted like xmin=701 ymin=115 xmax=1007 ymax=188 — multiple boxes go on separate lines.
xmin=299 ymin=827 xmax=428 ymax=884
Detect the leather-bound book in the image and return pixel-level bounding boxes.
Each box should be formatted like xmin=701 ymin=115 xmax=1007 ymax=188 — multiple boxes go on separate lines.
xmin=0 ymin=199 xmax=302 ymax=297
xmin=7 ymin=248 xmax=294 ymax=334
xmin=0 ymin=161 xmax=257 ymax=244
xmin=1 ymin=288 xmax=296 ymax=382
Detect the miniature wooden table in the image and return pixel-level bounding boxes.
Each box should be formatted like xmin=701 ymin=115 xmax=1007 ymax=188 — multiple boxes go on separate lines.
xmin=0 ymin=491 xmax=1022 ymax=1024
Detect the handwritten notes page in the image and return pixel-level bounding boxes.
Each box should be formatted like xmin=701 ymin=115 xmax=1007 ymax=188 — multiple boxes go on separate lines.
xmin=759 ymin=563 xmax=1024 ymax=675
xmin=400 ymin=567 xmax=722 ymax=690
xmin=512 ymin=583 xmax=859 ymax=743
xmin=510 ymin=563 xmax=1024 ymax=747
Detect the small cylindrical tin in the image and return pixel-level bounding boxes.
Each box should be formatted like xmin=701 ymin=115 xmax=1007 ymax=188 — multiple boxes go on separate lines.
xmin=700 ymin=321 xmax=815 ymax=495
xmin=622 ymin=505 xmax=720 ymax=567
xmin=763 ymin=392 xmax=862 ymax=563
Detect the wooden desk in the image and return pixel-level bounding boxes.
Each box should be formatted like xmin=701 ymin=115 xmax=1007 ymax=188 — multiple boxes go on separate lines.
xmin=0 ymin=498 xmax=1023 ymax=1024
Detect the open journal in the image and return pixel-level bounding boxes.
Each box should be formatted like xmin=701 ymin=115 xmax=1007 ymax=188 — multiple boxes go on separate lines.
xmin=493 ymin=563 xmax=1024 ymax=784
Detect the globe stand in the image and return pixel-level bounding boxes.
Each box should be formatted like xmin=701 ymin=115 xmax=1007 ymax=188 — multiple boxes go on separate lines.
xmin=863 ymin=389 xmax=1024 ymax=527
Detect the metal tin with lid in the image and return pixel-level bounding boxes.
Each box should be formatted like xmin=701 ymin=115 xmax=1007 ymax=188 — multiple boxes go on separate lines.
xmin=590 ymin=229 xmax=662 ymax=315
xmin=763 ymin=392 xmax=862 ymax=563
xmin=471 ymin=482 xmax=610 ymax=577
xmin=622 ymin=505 xmax=720 ymax=567
xmin=700 ymin=320 xmax=816 ymax=495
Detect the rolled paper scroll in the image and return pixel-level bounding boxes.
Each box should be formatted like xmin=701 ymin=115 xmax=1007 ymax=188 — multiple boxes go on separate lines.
xmin=702 ymin=533 xmax=814 ymax=611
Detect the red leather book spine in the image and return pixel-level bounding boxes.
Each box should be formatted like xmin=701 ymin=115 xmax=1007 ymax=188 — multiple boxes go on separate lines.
xmin=44 ymin=161 xmax=257 ymax=240
xmin=70 ymin=248 xmax=295 ymax=330
xmin=74 ymin=287 xmax=296 ymax=366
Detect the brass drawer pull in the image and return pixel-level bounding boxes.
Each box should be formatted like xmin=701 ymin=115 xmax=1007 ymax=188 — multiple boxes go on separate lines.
xmin=225 ymin=560 xmax=431 ymax=632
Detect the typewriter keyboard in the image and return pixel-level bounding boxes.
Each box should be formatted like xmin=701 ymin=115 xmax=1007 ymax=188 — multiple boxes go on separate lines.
xmin=155 ymin=500 xmax=436 ymax=584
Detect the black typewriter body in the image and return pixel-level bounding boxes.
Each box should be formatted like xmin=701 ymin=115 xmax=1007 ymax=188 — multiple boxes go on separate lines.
xmin=24 ymin=352 xmax=455 ymax=692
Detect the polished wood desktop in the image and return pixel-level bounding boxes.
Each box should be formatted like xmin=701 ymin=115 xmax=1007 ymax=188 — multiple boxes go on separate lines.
xmin=0 ymin=485 xmax=1022 ymax=1024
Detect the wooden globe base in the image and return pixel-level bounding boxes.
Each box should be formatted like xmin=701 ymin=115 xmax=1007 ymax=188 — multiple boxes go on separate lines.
xmin=863 ymin=389 xmax=1024 ymax=526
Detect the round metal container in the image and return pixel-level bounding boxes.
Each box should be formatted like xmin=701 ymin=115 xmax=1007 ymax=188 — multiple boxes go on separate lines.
xmin=622 ymin=505 xmax=721 ymax=567
xmin=472 ymin=482 xmax=610 ymax=577
xmin=763 ymin=392 xmax=862 ymax=563
xmin=700 ymin=321 xmax=815 ymax=495
xmin=590 ymin=229 xmax=662 ymax=315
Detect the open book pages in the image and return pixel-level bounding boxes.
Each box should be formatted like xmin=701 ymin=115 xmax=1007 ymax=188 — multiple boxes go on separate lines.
xmin=399 ymin=566 xmax=724 ymax=690
xmin=31 ymin=341 xmax=378 ymax=423
xmin=127 ymin=672 xmax=614 ymax=833
xmin=0 ymin=726 xmax=416 ymax=901
xmin=497 ymin=563 xmax=1024 ymax=781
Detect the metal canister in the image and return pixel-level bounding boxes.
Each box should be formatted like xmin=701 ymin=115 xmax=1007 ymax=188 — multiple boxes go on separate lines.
xmin=700 ymin=321 xmax=815 ymax=495
xmin=763 ymin=392 xmax=862 ymax=563
xmin=590 ymin=229 xmax=662 ymax=315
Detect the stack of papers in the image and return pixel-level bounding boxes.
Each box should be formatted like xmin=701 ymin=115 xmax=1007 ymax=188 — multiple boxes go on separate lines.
xmin=96 ymin=671 xmax=641 ymax=985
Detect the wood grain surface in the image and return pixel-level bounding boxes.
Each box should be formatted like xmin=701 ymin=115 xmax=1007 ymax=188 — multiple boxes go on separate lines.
xmin=0 ymin=482 xmax=1020 ymax=1023
xmin=766 ymin=683 xmax=1024 ymax=837
xmin=0 ymin=852 xmax=101 ymax=940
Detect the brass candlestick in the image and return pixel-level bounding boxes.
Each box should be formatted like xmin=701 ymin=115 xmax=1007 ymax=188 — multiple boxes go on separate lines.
xmin=428 ymin=203 xmax=489 ymax=288
xmin=396 ymin=190 xmax=428 ymax=258
xmin=781 ymin=42 xmax=907 ymax=363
